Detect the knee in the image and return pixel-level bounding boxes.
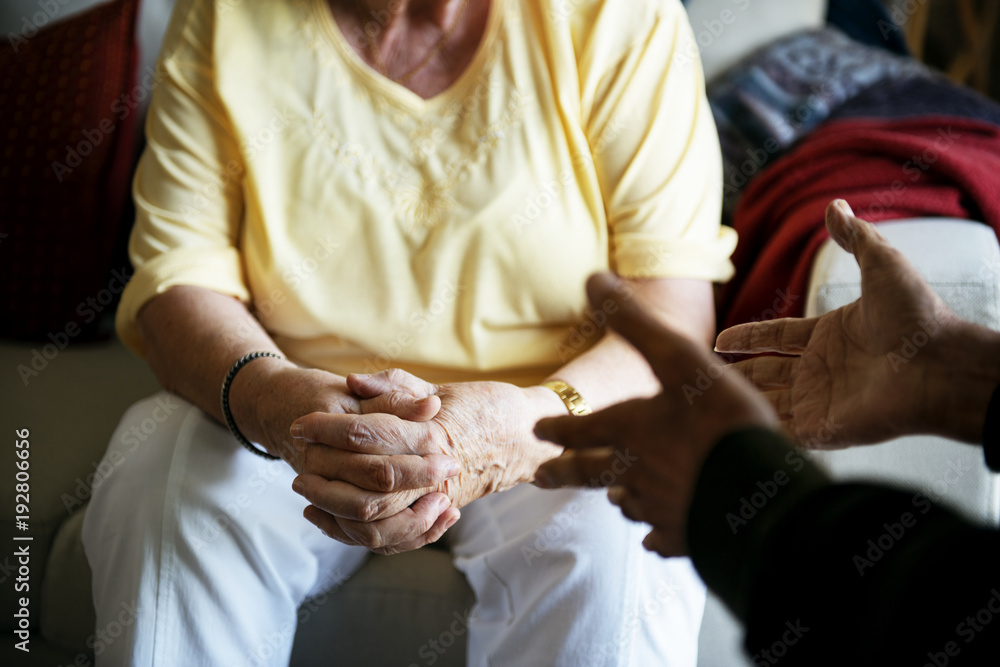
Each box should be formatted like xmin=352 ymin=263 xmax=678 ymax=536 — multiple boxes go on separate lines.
xmin=109 ymin=392 xmax=192 ymax=460
xmin=87 ymin=392 xmax=195 ymax=511
xmin=112 ymin=391 xmax=191 ymax=461
xmin=517 ymin=488 xmax=641 ymax=569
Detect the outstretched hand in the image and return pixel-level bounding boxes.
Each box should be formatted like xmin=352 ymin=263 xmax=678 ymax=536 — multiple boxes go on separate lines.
xmin=715 ymin=200 xmax=959 ymax=448
xmin=533 ymin=273 xmax=776 ymax=557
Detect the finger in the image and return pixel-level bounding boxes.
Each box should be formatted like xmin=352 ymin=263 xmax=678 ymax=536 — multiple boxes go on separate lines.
xmin=729 ymin=355 xmax=799 ymax=390
xmin=296 ymin=450 xmax=459 ymax=493
xmin=294 ymin=473 xmax=427 ymax=521
xmin=291 ymin=412 xmax=435 ymax=455
xmin=348 ymin=369 xmax=438 ymax=400
xmin=714 ymin=318 xmax=818 ymax=355
xmin=761 ymin=390 xmax=793 ymax=419
xmin=827 ymin=200 xmax=930 ymax=299
xmin=585 ymin=273 xmax=706 ymax=374
xmin=301 ymin=504 xmax=455 ymax=554
xmin=376 ymin=507 xmax=461 ymax=555
xmin=607 ymin=485 xmax=645 ymax=523
xmin=534 ymin=400 xmax=645 ymax=451
xmin=303 ymin=504 xmax=355 ymax=545
xmin=533 ymin=448 xmax=617 ymax=489
xmin=336 ymin=493 xmax=452 ymax=551
xmin=642 ymin=528 xmax=686 ymax=558
xmin=359 ymin=391 xmax=441 ymax=422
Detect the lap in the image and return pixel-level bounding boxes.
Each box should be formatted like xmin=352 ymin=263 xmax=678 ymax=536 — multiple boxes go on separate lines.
xmin=91 ymin=389 xmax=699 ymax=600
xmin=447 ymin=484 xmax=705 ymax=667
xmin=85 ymin=392 xmax=703 ymax=666
xmin=84 ymin=391 xmax=367 ymax=599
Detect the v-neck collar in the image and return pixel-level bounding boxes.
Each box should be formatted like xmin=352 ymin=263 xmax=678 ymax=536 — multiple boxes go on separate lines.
xmin=311 ymin=0 xmax=504 ymax=113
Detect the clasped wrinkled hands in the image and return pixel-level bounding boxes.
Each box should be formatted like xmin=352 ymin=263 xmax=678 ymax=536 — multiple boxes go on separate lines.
xmin=285 ymin=371 xmax=543 ymax=555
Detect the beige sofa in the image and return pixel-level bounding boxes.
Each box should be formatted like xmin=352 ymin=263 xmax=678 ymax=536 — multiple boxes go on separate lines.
xmin=9 ymin=1 xmax=1000 ymax=666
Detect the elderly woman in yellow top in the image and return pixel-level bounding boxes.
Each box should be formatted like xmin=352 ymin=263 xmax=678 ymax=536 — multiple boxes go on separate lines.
xmin=82 ymin=0 xmax=736 ymax=664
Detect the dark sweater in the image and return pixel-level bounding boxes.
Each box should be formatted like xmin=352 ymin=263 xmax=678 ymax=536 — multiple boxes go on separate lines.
xmin=687 ymin=428 xmax=1000 ymax=666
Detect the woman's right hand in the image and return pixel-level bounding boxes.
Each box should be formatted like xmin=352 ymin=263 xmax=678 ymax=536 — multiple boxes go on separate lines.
xmin=228 ymin=358 xmax=463 ymax=550
xmin=228 ymin=356 xmax=438 ymax=461
xmin=135 ymin=285 xmax=462 ymax=551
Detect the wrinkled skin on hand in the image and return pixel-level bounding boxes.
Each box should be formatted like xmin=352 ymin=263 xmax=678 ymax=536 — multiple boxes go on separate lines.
xmin=350 ymin=372 xmax=554 ymax=507
xmin=290 ymin=370 xmax=560 ymax=554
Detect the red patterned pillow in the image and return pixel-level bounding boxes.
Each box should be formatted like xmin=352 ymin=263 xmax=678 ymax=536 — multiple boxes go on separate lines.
xmin=0 ymin=0 xmax=139 ymax=342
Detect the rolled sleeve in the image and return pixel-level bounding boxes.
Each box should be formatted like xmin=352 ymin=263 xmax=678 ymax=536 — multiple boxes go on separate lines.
xmin=115 ymin=0 xmax=248 ymax=356
xmin=613 ymin=233 xmax=737 ymax=281
xmin=115 ymin=245 xmax=249 ymax=355
xmin=583 ymin=0 xmax=736 ymax=282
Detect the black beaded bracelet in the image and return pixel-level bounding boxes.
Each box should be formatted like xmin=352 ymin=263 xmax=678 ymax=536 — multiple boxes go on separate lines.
xmin=221 ymin=351 xmax=284 ymax=461
xmin=982 ymin=383 xmax=1000 ymax=473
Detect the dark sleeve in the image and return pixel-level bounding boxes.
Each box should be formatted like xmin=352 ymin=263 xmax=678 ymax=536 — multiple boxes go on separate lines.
xmin=688 ymin=427 xmax=1000 ymax=665
xmin=981 ymin=384 xmax=1000 ymax=472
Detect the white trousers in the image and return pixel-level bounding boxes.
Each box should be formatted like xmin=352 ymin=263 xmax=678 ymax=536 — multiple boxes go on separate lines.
xmin=82 ymin=392 xmax=705 ymax=666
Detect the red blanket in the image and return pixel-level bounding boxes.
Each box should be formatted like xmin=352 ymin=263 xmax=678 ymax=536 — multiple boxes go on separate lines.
xmin=720 ymin=116 xmax=1000 ymax=329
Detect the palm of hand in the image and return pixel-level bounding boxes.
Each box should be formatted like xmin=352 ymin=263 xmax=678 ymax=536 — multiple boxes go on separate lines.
xmin=789 ymin=250 xmax=948 ymax=447
xmin=792 ymin=306 xmax=895 ymax=447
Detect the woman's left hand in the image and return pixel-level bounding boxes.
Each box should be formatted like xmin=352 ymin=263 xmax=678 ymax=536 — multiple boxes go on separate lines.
xmin=290 ymin=370 xmax=563 ymax=555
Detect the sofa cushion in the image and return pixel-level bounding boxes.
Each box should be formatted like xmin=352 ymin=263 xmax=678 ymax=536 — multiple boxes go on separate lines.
xmin=684 ymin=0 xmax=828 ymax=81
xmin=0 ymin=336 xmax=159 ymax=637
xmin=0 ymin=0 xmax=139 ymax=342
xmin=291 ymin=548 xmax=474 ymax=667
xmin=40 ymin=509 xmax=96 ymax=658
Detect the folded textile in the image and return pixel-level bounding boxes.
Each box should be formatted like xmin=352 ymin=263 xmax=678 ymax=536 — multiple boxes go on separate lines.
xmin=710 ymin=27 xmax=930 ymax=217
xmin=831 ymin=74 xmax=1000 ymax=128
xmin=719 ymin=116 xmax=1000 ymax=329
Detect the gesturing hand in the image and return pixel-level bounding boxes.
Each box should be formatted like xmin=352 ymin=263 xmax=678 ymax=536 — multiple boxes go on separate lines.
xmin=715 ymin=200 xmax=959 ymax=448
xmin=290 ymin=370 xmax=562 ymax=555
xmin=533 ymin=273 xmax=776 ymax=557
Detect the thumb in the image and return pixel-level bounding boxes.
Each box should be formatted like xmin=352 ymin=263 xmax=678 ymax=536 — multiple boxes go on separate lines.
xmin=348 ymin=369 xmax=438 ymax=400
xmin=360 ymin=392 xmax=441 ymax=422
xmin=826 ymin=199 xmax=887 ymax=263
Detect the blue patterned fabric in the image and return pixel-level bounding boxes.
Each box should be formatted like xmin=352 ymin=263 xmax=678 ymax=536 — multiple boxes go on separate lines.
xmin=708 ymin=27 xmax=931 ymax=215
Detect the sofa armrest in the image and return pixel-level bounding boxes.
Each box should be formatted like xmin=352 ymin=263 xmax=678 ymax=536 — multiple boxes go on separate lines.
xmin=805 ymin=218 xmax=1000 ymax=527
xmin=807 ymin=218 xmax=1000 ymax=327
xmin=0 ymin=337 xmax=160 ymax=638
